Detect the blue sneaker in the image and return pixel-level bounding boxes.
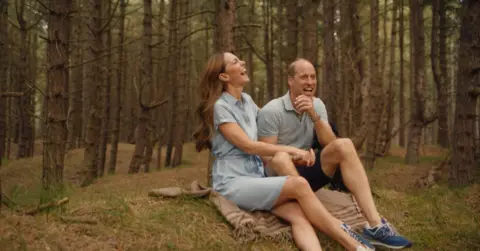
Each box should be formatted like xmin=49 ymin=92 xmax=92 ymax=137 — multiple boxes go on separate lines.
xmin=362 ymin=218 xmax=412 ymax=249
xmin=341 ymin=223 xmax=375 ymax=250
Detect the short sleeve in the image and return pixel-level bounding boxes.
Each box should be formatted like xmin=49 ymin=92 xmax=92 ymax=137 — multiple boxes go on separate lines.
xmin=213 ymin=103 xmax=237 ymax=130
xmin=314 ymin=99 xmax=329 ymax=122
xmin=257 ymin=107 xmax=280 ymax=137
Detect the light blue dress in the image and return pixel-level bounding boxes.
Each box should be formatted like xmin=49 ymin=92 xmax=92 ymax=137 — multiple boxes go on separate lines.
xmin=211 ymin=92 xmax=287 ymax=211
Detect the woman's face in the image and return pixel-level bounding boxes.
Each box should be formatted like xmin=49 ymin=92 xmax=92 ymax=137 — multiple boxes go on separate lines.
xmin=220 ymin=52 xmax=249 ymax=86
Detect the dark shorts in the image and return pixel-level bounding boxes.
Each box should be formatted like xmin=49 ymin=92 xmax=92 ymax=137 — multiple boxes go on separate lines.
xmin=296 ymin=149 xmax=345 ymax=192
xmin=300 ymin=122 xmax=349 ymax=192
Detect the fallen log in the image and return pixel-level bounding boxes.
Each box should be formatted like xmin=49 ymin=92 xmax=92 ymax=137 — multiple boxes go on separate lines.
xmin=25 ymin=197 xmax=69 ymax=215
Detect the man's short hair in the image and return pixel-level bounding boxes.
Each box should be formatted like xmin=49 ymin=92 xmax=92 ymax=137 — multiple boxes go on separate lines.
xmin=287 ymin=58 xmax=314 ymax=78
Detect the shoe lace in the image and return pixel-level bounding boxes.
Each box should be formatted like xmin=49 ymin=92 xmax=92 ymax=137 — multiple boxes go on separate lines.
xmin=342 ymin=225 xmax=369 ymax=247
xmin=375 ymin=224 xmax=396 ymax=239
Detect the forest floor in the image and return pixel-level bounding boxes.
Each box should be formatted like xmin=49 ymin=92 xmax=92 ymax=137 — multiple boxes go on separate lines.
xmin=0 ymin=142 xmax=479 ymax=251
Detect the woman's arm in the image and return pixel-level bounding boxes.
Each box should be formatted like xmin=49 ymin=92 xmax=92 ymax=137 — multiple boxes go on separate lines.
xmin=219 ymin=122 xmax=312 ymax=163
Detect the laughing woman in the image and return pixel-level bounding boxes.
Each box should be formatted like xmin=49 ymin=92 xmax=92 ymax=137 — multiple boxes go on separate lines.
xmin=193 ymin=52 xmax=375 ymax=251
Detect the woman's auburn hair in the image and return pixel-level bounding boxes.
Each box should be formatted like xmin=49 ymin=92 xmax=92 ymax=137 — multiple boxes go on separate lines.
xmin=193 ymin=53 xmax=226 ymax=152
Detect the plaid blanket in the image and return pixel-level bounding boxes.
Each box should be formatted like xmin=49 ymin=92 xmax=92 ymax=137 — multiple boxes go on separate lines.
xmin=148 ymin=181 xmax=367 ymax=243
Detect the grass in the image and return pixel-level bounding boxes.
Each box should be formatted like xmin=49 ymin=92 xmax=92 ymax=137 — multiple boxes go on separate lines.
xmin=0 ymin=143 xmax=478 ymax=251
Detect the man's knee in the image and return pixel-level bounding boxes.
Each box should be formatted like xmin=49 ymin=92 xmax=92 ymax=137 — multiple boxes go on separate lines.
xmin=330 ymin=138 xmax=356 ymax=157
xmin=270 ymin=152 xmax=293 ymax=169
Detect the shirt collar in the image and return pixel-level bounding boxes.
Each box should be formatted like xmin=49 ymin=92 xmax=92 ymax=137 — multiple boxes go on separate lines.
xmin=281 ymin=91 xmax=295 ymax=111
xmin=221 ymin=92 xmax=245 ymax=106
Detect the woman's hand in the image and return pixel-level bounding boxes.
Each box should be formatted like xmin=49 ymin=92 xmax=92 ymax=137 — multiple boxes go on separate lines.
xmin=292 ymin=148 xmax=316 ymax=167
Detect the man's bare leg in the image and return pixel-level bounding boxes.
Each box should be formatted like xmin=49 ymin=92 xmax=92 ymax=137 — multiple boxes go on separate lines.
xmin=320 ymin=138 xmax=382 ymax=226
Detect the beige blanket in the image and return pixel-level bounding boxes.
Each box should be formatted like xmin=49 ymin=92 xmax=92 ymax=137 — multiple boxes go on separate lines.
xmin=148 ymin=181 xmax=367 ymax=243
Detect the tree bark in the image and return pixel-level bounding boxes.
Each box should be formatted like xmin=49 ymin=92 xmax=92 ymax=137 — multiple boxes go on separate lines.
xmin=449 ymin=0 xmax=480 ymax=186
xmin=16 ymin=0 xmax=33 ymax=159
xmin=172 ymin=0 xmax=189 ymax=167
xmin=377 ymin=0 xmax=398 ymax=156
xmin=68 ymin=1 xmax=84 ymax=150
xmin=398 ymin=0 xmax=406 ymax=147
xmin=129 ymin=0 xmax=154 ymax=173
xmin=108 ymin=0 xmax=127 ymax=174
xmin=0 ymin=0 xmax=8 ymax=165
xmin=346 ymin=1 xmax=369 ymax=149
xmin=164 ymin=0 xmax=178 ymax=167
xmin=98 ymin=0 xmax=112 ymax=177
xmin=406 ymin=0 xmax=433 ymax=164
xmin=322 ymin=0 xmax=336 ymax=124
xmin=214 ymin=0 xmax=236 ymax=53
xmin=437 ymin=0 xmax=450 ymax=147
xmin=43 ymin=0 xmax=72 ymax=191
xmin=284 ymin=0 xmax=297 ymax=65
xmin=364 ymin=0 xmax=383 ymax=168
xmin=155 ymin=0 xmax=166 ymax=171
xmin=82 ymin=0 xmax=103 ymax=186
xmin=263 ymin=0 xmax=274 ymax=100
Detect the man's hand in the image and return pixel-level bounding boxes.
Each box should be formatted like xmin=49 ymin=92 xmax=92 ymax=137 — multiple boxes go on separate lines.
xmin=292 ymin=148 xmax=316 ymax=167
xmin=294 ymin=95 xmax=316 ymax=118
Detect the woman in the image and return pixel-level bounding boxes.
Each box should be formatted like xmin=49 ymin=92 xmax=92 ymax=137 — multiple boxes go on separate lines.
xmin=194 ymin=52 xmax=374 ymax=251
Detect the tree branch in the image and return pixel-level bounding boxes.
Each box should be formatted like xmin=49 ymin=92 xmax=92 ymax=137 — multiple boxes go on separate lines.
xmin=0 ymin=92 xmax=23 ymax=97
xmin=35 ymin=0 xmax=55 ymax=14
xmin=469 ymin=86 xmax=480 ymax=97
xmin=235 ymin=23 xmax=262 ymax=29
xmin=168 ymin=9 xmax=214 ymax=22
xmin=143 ymin=99 xmax=168 ymax=110
xmin=177 ymin=27 xmax=213 ymax=45
xmin=423 ymin=113 xmax=438 ymax=126
xmin=25 ymin=197 xmax=69 ymax=215
xmin=99 ymin=0 xmax=120 ymax=34
xmin=240 ymin=32 xmax=266 ymax=64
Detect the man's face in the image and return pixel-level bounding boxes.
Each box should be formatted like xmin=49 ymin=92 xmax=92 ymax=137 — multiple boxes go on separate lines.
xmin=288 ymin=60 xmax=317 ymax=98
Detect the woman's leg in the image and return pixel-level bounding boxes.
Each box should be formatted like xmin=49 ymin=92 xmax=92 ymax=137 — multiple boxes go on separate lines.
xmin=272 ymin=202 xmax=322 ymax=251
xmin=270 ymin=152 xmax=366 ymax=251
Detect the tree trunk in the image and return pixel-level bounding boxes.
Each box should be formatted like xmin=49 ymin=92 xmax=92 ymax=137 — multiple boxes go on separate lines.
xmin=364 ymin=0 xmax=383 ymax=168
xmin=98 ymin=0 xmax=112 ymax=177
xmin=172 ymin=0 xmax=189 ymax=167
xmin=108 ymin=0 xmax=127 ymax=174
xmin=208 ymin=0 xmax=236 ymax=183
xmin=164 ymin=0 xmax=178 ymax=167
xmin=246 ymin=0 xmax=255 ymax=101
xmin=406 ymin=0 xmax=434 ymax=164
xmin=82 ymin=0 xmax=103 ymax=186
xmin=398 ymin=0 xmax=406 ymax=147
xmin=43 ymin=0 xmax=71 ymax=192
xmin=129 ymin=0 xmax=154 ymax=173
xmin=214 ymin=0 xmax=236 ymax=53
xmin=449 ymin=0 xmax=480 ymax=186
xmin=263 ymin=0 xmax=274 ymax=100
xmin=437 ymin=0 xmax=450 ymax=147
xmin=285 ymin=0 xmax=297 ymax=65
xmin=16 ymin=0 xmax=32 ymax=159
xmin=377 ymin=0 xmax=398 ymax=156
xmin=29 ymin=34 xmax=38 ymax=155
xmin=322 ymin=0 xmax=336 ymax=123
xmin=0 ymin=0 xmax=8 ymax=165
xmin=346 ymin=1 xmax=369 ymax=149
xmin=68 ymin=1 xmax=84 ymax=150
xmin=155 ymin=0 xmax=166 ymax=170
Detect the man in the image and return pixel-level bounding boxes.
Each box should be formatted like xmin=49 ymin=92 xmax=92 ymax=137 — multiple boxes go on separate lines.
xmin=257 ymin=58 xmax=412 ymax=249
